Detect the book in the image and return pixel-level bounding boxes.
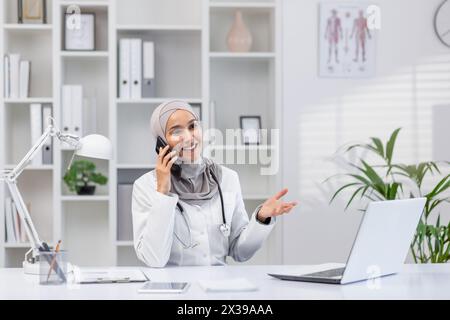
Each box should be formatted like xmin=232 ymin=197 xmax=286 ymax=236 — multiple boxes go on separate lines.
xmin=4 ymin=55 xmax=10 ymax=98
xmin=5 ymin=197 xmax=16 ymax=243
xmin=12 ymin=202 xmax=20 ymax=243
xmin=9 ymin=54 xmax=21 ymax=98
xmin=20 ymin=203 xmax=31 ymax=243
xmin=19 ymin=60 xmax=30 ymax=98
xmin=30 ymin=103 xmax=43 ymax=165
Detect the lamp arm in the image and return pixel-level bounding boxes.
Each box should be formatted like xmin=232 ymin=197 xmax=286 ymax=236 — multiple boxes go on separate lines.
xmin=1 ymin=118 xmax=80 ymax=259
xmin=1 ymin=123 xmax=56 ymax=257
xmin=5 ymin=180 xmax=42 ymax=255
xmin=8 ymin=125 xmax=54 ymax=180
xmin=7 ymin=123 xmax=80 ymax=180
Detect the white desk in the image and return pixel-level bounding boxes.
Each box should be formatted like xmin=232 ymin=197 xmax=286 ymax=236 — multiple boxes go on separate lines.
xmin=0 ymin=263 xmax=449 ymax=299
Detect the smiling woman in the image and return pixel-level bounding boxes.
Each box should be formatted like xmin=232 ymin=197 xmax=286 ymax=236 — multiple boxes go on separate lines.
xmin=130 ymin=100 xmax=298 ymax=268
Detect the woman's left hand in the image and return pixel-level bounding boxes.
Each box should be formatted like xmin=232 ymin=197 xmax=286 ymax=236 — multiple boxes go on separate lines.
xmin=257 ymin=188 xmax=298 ymax=223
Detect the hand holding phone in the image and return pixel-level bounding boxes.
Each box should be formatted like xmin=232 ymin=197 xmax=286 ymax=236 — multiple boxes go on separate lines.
xmin=155 ymin=136 xmax=171 ymax=155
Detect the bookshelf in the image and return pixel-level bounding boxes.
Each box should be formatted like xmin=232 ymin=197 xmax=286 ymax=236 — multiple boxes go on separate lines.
xmin=0 ymin=0 xmax=282 ymax=268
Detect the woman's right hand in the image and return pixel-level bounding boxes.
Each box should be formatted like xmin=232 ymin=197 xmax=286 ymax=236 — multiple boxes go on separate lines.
xmin=156 ymin=145 xmax=178 ymax=195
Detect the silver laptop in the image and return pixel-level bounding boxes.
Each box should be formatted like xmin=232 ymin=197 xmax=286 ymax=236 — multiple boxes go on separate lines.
xmin=269 ymin=198 xmax=426 ymax=284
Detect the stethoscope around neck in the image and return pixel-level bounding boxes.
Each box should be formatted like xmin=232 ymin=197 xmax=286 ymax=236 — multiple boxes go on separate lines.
xmin=174 ymin=169 xmax=230 ymax=249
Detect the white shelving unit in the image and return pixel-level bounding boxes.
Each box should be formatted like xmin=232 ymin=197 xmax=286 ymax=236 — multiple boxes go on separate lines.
xmin=3 ymin=24 xmax=53 ymax=30
xmin=0 ymin=0 xmax=282 ymax=268
xmin=59 ymin=51 xmax=109 ymax=58
xmin=4 ymin=97 xmax=54 ymax=104
xmin=116 ymin=25 xmax=203 ymax=31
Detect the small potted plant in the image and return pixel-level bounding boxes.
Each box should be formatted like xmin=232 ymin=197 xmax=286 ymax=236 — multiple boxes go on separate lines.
xmin=63 ymin=160 xmax=108 ymax=195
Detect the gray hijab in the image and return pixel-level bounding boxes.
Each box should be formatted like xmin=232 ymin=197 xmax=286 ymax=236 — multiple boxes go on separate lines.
xmin=150 ymin=100 xmax=222 ymax=206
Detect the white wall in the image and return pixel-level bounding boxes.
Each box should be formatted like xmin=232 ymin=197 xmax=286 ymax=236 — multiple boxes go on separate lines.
xmin=282 ymin=0 xmax=450 ymax=264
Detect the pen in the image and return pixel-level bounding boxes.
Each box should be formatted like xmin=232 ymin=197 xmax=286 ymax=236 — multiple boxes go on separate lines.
xmin=46 ymin=240 xmax=61 ymax=282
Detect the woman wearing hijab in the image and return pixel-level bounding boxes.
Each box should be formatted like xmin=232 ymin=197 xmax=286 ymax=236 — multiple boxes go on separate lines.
xmin=132 ymin=100 xmax=297 ymax=267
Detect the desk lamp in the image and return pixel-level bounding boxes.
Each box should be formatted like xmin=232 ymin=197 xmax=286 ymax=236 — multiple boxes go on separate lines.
xmin=1 ymin=117 xmax=113 ymax=275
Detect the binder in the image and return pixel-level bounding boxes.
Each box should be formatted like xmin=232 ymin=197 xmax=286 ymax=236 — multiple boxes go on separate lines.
xmin=19 ymin=60 xmax=30 ymax=98
xmin=30 ymin=103 xmax=43 ymax=165
xmin=119 ymin=39 xmax=131 ymax=99
xmin=142 ymin=41 xmax=155 ymax=97
xmin=83 ymin=97 xmax=97 ymax=135
xmin=117 ymin=184 xmax=133 ymax=241
xmin=130 ymin=38 xmax=142 ymax=99
xmin=4 ymin=55 xmax=10 ymax=98
xmin=62 ymin=85 xmax=72 ymax=133
xmin=72 ymin=85 xmax=83 ymax=136
xmin=61 ymin=85 xmax=83 ymax=137
xmin=42 ymin=104 xmax=53 ymax=164
xmin=9 ymin=54 xmax=21 ymax=99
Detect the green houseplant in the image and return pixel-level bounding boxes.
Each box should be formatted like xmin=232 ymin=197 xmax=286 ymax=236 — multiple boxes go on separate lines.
xmin=328 ymin=128 xmax=450 ymax=263
xmin=63 ymin=160 xmax=108 ymax=195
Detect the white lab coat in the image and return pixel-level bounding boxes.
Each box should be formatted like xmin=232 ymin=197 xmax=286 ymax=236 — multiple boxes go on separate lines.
xmin=132 ymin=166 xmax=276 ymax=267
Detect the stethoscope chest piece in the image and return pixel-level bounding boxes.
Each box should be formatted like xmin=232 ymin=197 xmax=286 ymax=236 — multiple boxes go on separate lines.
xmin=219 ymin=223 xmax=231 ymax=237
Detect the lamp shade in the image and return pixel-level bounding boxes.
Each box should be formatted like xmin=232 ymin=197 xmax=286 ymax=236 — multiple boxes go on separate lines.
xmin=75 ymin=134 xmax=113 ymax=160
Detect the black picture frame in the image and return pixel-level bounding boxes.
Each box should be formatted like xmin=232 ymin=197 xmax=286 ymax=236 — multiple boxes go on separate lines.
xmin=18 ymin=0 xmax=47 ymax=24
xmin=240 ymin=116 xmax=262 ymax=145
xmin=64 ymin=12 xmax=96 ymax=51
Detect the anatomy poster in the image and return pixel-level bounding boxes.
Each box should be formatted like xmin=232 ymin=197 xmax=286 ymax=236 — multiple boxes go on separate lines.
xmin=319 ymin=2 xmax=376 ymax=78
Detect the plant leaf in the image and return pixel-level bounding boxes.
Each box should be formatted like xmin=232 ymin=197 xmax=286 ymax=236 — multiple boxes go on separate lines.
xmin=385 ymin=128 xmax=401 ymax=165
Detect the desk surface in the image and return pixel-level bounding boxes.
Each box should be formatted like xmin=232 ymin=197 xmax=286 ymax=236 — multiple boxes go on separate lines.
xmin=0 ymin=263 xmax=449 ymax=300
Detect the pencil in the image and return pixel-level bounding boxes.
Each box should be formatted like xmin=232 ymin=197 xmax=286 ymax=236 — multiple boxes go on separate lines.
xmin=46 ymin=240 xmax=61 ymax=282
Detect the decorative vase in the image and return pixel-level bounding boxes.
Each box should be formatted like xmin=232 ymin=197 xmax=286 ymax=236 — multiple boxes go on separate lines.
xmin=226 ymin=10 xmax=252 ymax=52
xmin=76 ymin=185 xmax=96 ymax=195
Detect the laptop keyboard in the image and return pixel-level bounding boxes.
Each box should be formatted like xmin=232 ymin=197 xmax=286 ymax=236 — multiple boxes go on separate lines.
xmin=302 ymin=267 xmax=346 ymax=278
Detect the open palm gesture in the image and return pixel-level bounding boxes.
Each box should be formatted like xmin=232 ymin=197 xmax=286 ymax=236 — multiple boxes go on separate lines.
xmin=257 ymin=188 xmax=298 ymax=222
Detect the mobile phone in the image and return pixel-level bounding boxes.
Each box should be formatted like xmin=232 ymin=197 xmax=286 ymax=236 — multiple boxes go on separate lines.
xmin=138 ymin=282 xmax=190 ymax=294
xmin=155 ymin=136 xmax=171 ymax=155
xmin=155 ymin=136 xmax=181 ymax=177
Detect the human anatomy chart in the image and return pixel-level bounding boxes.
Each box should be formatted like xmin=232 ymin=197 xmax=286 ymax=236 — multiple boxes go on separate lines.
xmin=319 ymin=3 xmax=376 ymax=78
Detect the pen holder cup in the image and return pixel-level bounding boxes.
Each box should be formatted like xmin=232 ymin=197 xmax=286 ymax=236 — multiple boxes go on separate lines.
xmin=39 ymin=250 xmax=68 ymax=285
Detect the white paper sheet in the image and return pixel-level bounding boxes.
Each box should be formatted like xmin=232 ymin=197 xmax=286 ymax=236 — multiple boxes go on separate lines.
xmin=198 ymin=278 xmax=258 ymax=292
